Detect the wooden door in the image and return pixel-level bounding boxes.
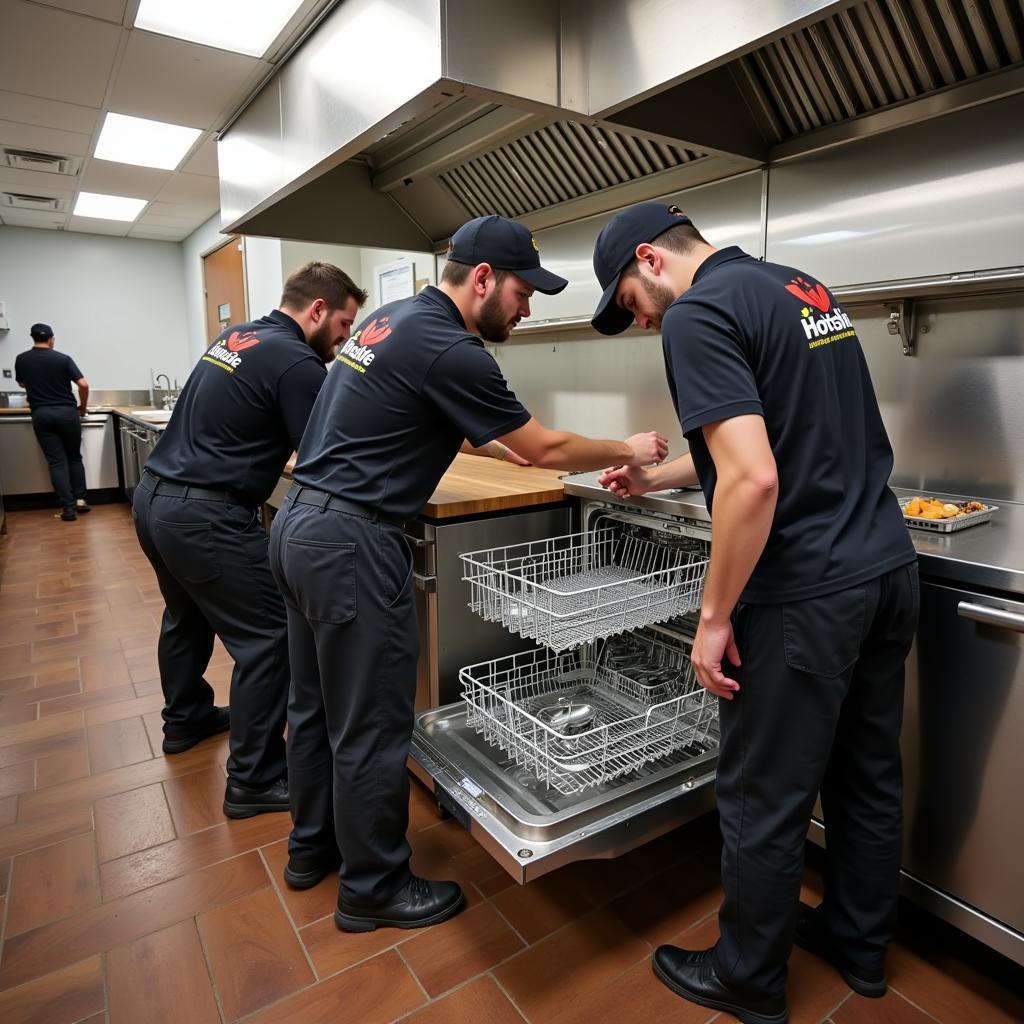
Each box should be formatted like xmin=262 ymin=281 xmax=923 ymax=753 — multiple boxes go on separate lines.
xmin=202 ymin=237 xmax=246 ymax=342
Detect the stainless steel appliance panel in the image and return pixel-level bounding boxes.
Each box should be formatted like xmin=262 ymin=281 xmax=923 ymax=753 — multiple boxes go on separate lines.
xmin=410 ymin=505 xmax=572 ymax=709
xmin=0 ymin=414 xmax=116 ymax=495
xmin=902 ymin=581 xmax=1024 ymax=937
xmin=80 ymin=414 xmax=119 ymax=490
xmin=766 ymin=93 xmax=1024 ymax=284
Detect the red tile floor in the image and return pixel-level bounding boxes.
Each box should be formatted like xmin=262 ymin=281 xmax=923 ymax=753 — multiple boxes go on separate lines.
xmin=1 ymin=505 xmax=1022 ymax=1023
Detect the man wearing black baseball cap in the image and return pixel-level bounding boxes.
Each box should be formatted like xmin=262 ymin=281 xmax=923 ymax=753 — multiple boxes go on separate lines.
xmin=15 ymin=323 xmax=92 ymax=521
xmin=590 ymin=204 xmax=917 ymax=1023
xmin=269 ymin=214 xmax=668 ymax=933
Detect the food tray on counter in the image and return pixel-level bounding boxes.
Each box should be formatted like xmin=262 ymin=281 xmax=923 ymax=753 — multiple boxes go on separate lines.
xmin=460 ymin=632 xmax=718 ymax=795
xmin=460 ymin=527 xmax=709 ymax=651
xmin=900 ymin=496 xmax=998 ymax=534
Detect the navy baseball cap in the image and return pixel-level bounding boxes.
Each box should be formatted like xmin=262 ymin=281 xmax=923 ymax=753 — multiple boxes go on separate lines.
xmin=591 ymin=203 xmax=693 ymax=335
xmin=30 ymin=323 xmax=54 ymax=341
xmin=448 ymin=216 xmax=567 ymax=295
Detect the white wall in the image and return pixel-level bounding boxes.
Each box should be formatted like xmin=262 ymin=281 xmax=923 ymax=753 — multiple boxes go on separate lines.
xmin=281 ymin=240 xmax=362 ymax=288
xmin=243 ymin=237 xmax=283 ymax=324
xmin=0 ymin=225 xmax=191 ymax=389
xmin=181 ymin=214 xmax=230 ymax=363
xmin=359 ymin=247 xmax=436 ymax=308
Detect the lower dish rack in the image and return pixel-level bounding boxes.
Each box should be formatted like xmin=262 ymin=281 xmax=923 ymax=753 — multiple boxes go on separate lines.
xmin=461 ymin=527 xmax=708 ymax=651
xmin=460 ymin=629 xmax=718 ymax=795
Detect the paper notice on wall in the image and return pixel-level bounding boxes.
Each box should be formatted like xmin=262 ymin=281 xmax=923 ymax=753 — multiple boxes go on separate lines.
xmin=375 ymin=259 xmax=415 ymax=307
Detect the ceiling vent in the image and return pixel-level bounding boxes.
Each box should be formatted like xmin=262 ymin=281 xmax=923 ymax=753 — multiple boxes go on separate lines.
xmin=2 ymin=148 xmax=82 ymax=176
xmin=1 ymin=192 xmax=68 ymax=212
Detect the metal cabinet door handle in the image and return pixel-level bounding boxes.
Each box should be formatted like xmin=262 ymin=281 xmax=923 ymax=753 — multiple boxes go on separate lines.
xmin=957 ymin=601 xmax=1024 ymax=634
xmin=414 ymin=572 xmax=437 ymax=593
xmin=403 ymin=535 xmax=433 ymax=549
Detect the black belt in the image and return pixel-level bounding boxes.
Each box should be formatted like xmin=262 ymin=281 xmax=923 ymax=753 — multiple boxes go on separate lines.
xmin=288 ymin=483 xmax=406 ymax=529
xmin=142 ymin=470 xmax=249 ymax=507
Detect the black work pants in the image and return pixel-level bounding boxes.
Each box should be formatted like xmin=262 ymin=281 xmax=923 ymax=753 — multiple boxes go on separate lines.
xmin=712 ymin=562 xmax=919 ymax=998
xmin=31 ymin=406 xmax=86 ymax=512
xmin=269 ymin=495 xmax=418 ymax=906
xmin=132 ymin=476 xmax=289 ymax=787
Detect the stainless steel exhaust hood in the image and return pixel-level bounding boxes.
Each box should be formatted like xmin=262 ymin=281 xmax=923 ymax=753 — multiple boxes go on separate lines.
xmin=218 ymin=0 xmax=1024 ymax=249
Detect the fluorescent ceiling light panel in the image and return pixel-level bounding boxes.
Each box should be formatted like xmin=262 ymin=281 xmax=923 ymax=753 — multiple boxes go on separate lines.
xmin=74 ymin=192 xmax=148 ymax=221
xmin=134 ymin=0 xmax=305 ymax=57
xmin=94 ymin=113 xmax=202 ymax=171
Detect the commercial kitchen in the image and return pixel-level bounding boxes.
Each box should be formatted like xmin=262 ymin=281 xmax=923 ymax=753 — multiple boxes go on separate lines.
xmin=0 ymin=1 xmax=1022 ymax=1022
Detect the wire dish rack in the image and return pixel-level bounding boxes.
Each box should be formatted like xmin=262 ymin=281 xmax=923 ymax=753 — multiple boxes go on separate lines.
xmin=461 ymin=631 xmax=718 ymax=795
xmin=461 ymin=528 xmax=709 ymax=651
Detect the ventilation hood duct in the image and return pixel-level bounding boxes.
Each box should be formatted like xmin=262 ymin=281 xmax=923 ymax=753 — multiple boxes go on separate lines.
xmin=219 ymin=0 xmax=1024 ymax=249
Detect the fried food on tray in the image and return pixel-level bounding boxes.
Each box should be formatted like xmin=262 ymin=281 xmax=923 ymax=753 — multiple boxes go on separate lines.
xmin=903 ymin=496 xmax=985 ymax=520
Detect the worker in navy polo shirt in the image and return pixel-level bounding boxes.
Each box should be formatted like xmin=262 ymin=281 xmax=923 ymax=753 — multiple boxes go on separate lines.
xmin=590 ymin=204 xmax=918 ymax=1024
xmin=15 ymin=323 xmax=91 ymax=520
xmin=270 ymin=215 xmax=669 ymax=932
xmin=133 ymin=262 xmax=366 ymax=820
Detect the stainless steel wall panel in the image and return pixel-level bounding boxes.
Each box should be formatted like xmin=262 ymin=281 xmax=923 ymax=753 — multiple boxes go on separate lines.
xmin=514 ymin=170 xmax=764 ymax=328
xmin=765 ymin=94 xmax=1024 ymax=285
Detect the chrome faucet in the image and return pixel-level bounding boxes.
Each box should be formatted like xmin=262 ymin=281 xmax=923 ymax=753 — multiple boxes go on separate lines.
xmin=154 ymin=373 xmax=174 ymax=410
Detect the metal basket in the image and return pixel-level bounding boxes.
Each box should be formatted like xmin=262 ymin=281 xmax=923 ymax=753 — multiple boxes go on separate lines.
xmin=899 ymin=498 xmax=997 ymax=533
xmin=460 ymin=637 xmax=718 ymax=795
xmin=461 ymin=528 xmax=709 ymax=651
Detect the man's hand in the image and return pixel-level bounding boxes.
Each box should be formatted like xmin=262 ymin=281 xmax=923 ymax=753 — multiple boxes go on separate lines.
xmin=624 ymin=431 xmax=668 ymax=467
xmin=690 ymin=616 xmax=741 ymax=700
xmin=598 ymin=465 xmax=654 ymax=498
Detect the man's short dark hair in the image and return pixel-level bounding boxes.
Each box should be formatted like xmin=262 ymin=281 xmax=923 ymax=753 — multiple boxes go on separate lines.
xmin=280 ymin=261 xmax=368 ymax=311
xmin=440 ymin=260 xmax=510 ymax=288
xmin=621 ymin=222 xmax=709 ymax=281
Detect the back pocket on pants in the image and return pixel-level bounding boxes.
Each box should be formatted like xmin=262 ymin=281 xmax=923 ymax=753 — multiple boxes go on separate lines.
xmin=782 ymin=586 xmax=866 ymax=678
xmin=284 ymin=538 xmax=357 ymax=625
xmin=153 ymin=519 xmax=221 ymax=585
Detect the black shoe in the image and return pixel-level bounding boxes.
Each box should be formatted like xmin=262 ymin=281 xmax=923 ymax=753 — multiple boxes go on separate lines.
xmin=652 ymin=945 xmax=788 ymax=1024
xmin=793 ymin=903 xmax=887 ymax=998
xmin=284 ymin=854 xmax=340 ymax=890
xmin=335 ymin=875 xmax=464 ymax=932
xmin=59 ymin=509 xmax=77 ymax=521
xmin=223 ymin=775 xmax=290 ymax=819
xmin=75 ymin=499 xmax=92 ymax=513
xmin=161 ymin=706 xmax=230 ymax=754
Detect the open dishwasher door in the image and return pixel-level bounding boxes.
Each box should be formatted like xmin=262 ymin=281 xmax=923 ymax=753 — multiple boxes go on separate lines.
xmin=410 ymin=483 xmax=719 ymax=883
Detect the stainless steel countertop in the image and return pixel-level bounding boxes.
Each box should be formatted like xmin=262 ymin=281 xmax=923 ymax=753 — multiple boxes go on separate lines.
xmin=562 ymin=472 xmax=1024 ymax=597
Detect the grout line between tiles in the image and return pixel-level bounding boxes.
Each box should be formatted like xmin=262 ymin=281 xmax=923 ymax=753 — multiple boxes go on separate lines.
xmin=488 ymin=970 xmax=531 ymax=1022
xmin=257 ymin=845 xmax=321 ymax=981
xmin=395 ymin=944 xmax=431 ymax=1003
xmin=888 ymin=984 xmax=947 ymax=1024
xmin=193 ymin=914 xmax=229 ymax=1024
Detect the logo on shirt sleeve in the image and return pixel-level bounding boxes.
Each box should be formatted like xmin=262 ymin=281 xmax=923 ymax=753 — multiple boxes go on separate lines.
xmin=784 ymin=275 xmax=855 ymax=349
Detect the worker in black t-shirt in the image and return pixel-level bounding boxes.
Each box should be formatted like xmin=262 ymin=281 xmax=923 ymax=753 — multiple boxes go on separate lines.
xmin=590 ymin=204 xmax=918 ymax=1023
xmin=15 ymin=323 xmax=91 ymax=520
xmin=133 ymin=262 xmax=367 ymax=820
xmin=269 ymin=215 xmax=669 ymax=932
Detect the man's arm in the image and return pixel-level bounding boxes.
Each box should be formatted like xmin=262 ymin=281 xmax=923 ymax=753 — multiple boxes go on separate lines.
xmin=597 ymin=453 xmax=697 ymax=497
xmin=497 ymin=417 xmax=668 ymax=472
xmin=689 ymin=414 xmax=778 ymax=699
xmin=459 ymin=439 xmax=532 ymax=466
xmin=74 ymin=377 xmax=89 ymax=415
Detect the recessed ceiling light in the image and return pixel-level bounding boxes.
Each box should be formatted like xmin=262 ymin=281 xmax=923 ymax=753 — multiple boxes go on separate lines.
xmin=134 ymin=0 xmax=306 ymax=58
xmin=94 ymin=113 xmax=202 ymax=171
xmin=74 ymin=192 xmax=148 ymax=221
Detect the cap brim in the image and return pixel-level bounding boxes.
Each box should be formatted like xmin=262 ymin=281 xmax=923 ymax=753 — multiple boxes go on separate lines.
xmin=591 ymin=276 xmax=634 ymax=336
xmin=515 ymin=265 xmax=569 ymax=295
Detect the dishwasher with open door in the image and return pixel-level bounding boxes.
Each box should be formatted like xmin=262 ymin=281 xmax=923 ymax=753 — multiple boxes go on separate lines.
xmin=409 ymin=473 xmax=719 ymax=882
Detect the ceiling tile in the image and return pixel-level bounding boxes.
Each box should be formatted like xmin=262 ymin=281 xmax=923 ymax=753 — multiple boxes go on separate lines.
xmin=0 ymin=91 xmax=99 ymax=135
xmin=110 ymin=32 xmax=267 ymax=128
xmin=0 ymin=2 xmax=122 ymax=107
xmin=0 ymin=209 xmax=68 ymax=229
xmin=156 ymin=172 xmax=219 ymax=207
xmin=181 ymin=135 xmax=218 ymax=177
xmin=67 ymin=215 xmax=132 ymax=236
xmin=128 ymin=223 xmax=192 ymax=241
xmin=80 ymin=159 xmax=172 ymax=199
xmin=31 ymin=0 xmax=128 ymax=23
xmin=0 ymin=119 xmax=91 ymax=157
xmin=0 ymin=168 xmax=77 ymax=200
xmin=136 ymin=211 xmax=194 ymax=225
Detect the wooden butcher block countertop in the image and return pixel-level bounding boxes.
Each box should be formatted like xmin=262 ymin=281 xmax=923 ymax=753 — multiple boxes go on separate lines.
xmin=281 ymin=452 xmax=566 ymax=520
